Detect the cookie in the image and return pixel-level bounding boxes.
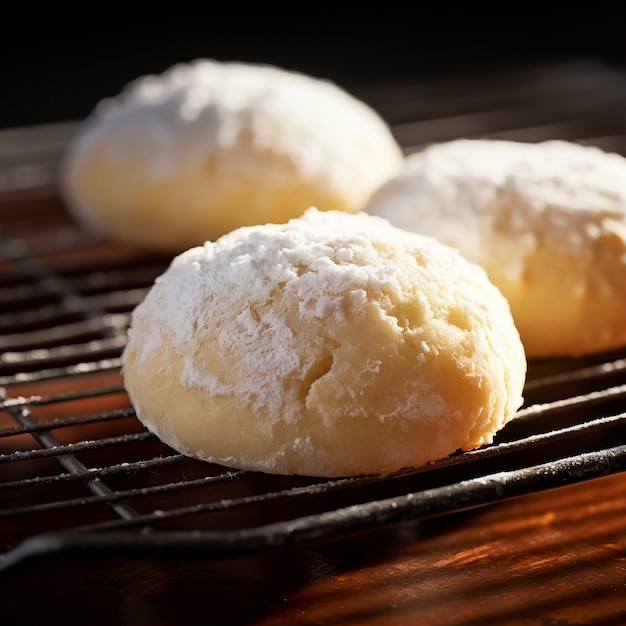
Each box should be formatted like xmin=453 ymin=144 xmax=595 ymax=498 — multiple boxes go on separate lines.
xmin=60 ymin=59 xmax=403 ymax=252
xmin=364 ymin=139 xmax=626 ymax=358
xmin=122 ymin=208 xmax=526 ymax=477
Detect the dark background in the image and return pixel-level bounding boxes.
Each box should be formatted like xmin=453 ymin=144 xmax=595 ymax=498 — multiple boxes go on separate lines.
xmin=0 ymin=3 xmax=624 ymax=130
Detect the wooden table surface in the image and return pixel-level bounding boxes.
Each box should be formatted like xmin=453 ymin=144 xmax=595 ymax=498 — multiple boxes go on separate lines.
xmin=1 ymin=470 xmax=625 ymax=625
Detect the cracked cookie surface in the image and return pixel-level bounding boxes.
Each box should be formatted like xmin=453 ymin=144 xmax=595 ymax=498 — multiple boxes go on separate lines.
xmin=122 ymin=208 xmax=526 ymax=477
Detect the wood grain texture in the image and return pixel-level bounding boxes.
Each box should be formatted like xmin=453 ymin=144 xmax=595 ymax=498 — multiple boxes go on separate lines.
xmin=1 ymin=471 xmax=625 ymax=625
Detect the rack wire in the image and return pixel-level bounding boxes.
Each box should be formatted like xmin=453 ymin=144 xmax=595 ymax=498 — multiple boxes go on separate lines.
xmin=1 ymin=59 xmax=625 ymax=574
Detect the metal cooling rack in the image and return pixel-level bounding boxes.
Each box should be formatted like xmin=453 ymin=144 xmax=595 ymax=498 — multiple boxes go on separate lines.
xmin=1 ymin=59 xmax=625 ymax=574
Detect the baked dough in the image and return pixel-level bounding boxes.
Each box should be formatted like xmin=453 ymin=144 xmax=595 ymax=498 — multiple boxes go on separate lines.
xmin=363 ymin=139 xmax=626 ymax=359
xmin=59 ymin=59 xmax=403 ymax=252
xmin=122 ymin=207 xmax=526 ymax=477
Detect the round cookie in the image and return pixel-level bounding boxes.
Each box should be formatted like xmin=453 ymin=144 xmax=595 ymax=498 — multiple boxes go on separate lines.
xmin=122 ymin=207 xmax=526 ymax=477
xmin=60 ymin=59 xmax=404 ymax=252
xmin=363 ymin=139 xmax=626 ymax=359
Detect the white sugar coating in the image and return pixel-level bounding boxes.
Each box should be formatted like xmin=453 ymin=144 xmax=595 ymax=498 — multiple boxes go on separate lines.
xmin=122 ymin=208 xmax=526 ymax=477
xmin=60 ymin=59 xmax=404 ymax=252
xmin=364 ymin=139 xmax=626 ymax=358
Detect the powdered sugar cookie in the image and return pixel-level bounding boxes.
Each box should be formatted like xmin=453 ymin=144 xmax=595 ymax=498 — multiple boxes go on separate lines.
xmin=364 ymin=139 xmax=626 ymax=358
xmin=60 ymin=59 xmax=403 ymax=252
xmin=122 ymin=208 xmax=526 ymax=477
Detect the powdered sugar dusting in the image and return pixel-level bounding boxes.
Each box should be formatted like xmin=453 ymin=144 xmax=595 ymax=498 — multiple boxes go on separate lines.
xmin=125 ymin=208 xmax=522 ymax=423
xmin=365 ymin=139 xmax=626 ymax=274
xmin=74 ymin=59 xmax=402 ymax=191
